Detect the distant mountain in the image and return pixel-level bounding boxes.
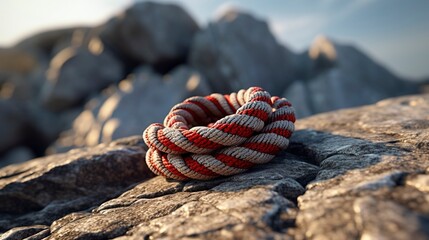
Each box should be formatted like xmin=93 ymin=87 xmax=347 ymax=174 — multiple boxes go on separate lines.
xmin=284 ymin=36 xmax=418 ymax=117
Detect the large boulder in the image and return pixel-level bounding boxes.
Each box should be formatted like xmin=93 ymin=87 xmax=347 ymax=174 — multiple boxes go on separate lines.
xmin=50 ymin=66 xmax=211 ymax=152
xmin=284 ymin=36 xmax=418 ymax=117
xmin=40 ymin=30 xmax=125 ymax=111
xmin=0 ymin=47 xmax=45 ymax=101
xmin=1 ymin=66 xmax=48 ymax=101
xmin=1 ymin=27 xmax=92 ymax=103
xmin=1 ymin=94 xmax=428 ymax=239
xmin=9 ymin=28 xmax=93 ymax=100
xmin=0 ymin=48 xmax=38 ymax=74
xmin=0 ymin=136 xmax=150 ymax=232
xmin=0 ymin=146 xmax=34 ymax=168
xmin=100 ymin=1 xmax=199 ymax=69
xmin=190 ymin=9 xmax=297 ymax=95
xmin=15 ymin=26 xmax=91 ymax=60
xmin=0 ymin=100 xmax=28 ymax=154
xmin=0 ymin=99 xmax=74 ymax=165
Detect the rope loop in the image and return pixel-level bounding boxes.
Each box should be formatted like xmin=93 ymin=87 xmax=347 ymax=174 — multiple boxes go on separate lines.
xmin=143 ymin=87 xmax=295 ymax=180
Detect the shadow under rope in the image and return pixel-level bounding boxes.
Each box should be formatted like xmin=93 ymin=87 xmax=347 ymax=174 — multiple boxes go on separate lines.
xmin=180 ymin=128 xmax=406 ymax=197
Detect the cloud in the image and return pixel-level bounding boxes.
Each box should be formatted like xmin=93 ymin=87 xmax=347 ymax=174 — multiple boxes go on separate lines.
xmin=270 ymin=15 xmax=328 ymax=50
xmin=321 ymin=0 xmax=376 ymax=19
xmin=271 ymin=16 xmax=326 ymax=35
xmin=339 ymin=0 xmax=375 ymax=18
xmin=320 ymin=0 xmax=340 ymax=5
xmin=269 ymin=0 xmax=376 ymax=50
xmin=213 ymin=1 xmax=241 ymax=20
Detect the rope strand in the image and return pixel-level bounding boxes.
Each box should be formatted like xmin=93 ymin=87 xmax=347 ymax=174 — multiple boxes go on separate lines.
xmin=143 ymin=87 xmax=295 ymax=180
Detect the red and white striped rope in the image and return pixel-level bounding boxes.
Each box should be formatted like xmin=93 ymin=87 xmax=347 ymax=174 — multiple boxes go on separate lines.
xmin=143 ymin=87 xmax=295 ymax=180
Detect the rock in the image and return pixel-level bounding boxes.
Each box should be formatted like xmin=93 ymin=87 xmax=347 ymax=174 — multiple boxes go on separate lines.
xmin=49 ymin=66 xmax=212 ymax=152
xmin=15 ymin=26 xmax=91 ymax=60
xmin=1 ymin=27 xmax=93 ymax=103
xmin=190 ymin=9 xmax=296 ymax=95
xmin=39 ymin=152 xmax=319 ymax=240
xmin=2 ymin=93 xmax=429 ymax=238
xmin=0 ymin=136 xmax=150 ymax=232
xmin=284 ymin=36 xmax=418 ymax=117
xmin=420 ymin=77 xmax=429 ymax=93
xmin=0 ymin=27 xmax=123 ymax=162
xmin=0 ymin=225 xmax=49 ymax=240
xmin=40 ymin=30 xmax=125 ymax=111
xmin=292 ymin=94 xmax=429 ymax=239
xmin=0 ymin=147 xmax=34 ymax=168
xmin=281 ymin=81 xmax=313 ymax=117
xmin=0 ymin=98 xmax=76 ymax=164
xmin=4 ymin=67 xmax=47 ymax=101
xmin=0 ymin=48 xmax=38 ymax=74
xmin=4 ymin=28 xmax=88 ymax=101
xmin=353 ymin=196 xmax=429 ymax=240
xmin=0 ymin=47 xmax=46 ymax=101
xmin=100 ymin=1 xmax=199 ymax=69
xmin=0 ymin=99 xmax=28 ymax=154
xmin=38 ymin=104 xmax=77 ymax=149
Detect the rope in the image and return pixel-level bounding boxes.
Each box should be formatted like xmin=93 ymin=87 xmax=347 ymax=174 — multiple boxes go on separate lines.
xmin=143 ymin=87 xmax=295 ymax=180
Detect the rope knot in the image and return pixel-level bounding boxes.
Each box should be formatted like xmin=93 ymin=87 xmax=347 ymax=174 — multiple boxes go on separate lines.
xmin=143 ymin=87 xmax=295 ymax=180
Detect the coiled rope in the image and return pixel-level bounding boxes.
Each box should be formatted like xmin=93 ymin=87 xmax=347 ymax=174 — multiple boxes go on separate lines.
xmin=143 ymin=87 xmax=295 ymax=180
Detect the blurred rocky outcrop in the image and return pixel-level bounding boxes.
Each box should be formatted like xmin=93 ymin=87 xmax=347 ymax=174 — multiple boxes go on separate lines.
xmin=40 ymin=31 xmax=125 ymax=111
xmin=285 ymin=36 xmax=419 ymax=117
xmin=0 ymin=99 xmax=67 ymax=164
xmin=100 ymin=1 xmax=199 ymax=71
xmin=0 ymin=147 xmax=34 ymax=168
xmin=15 ymin=26 xmax=91 ymax=60
xmin=0 ymin=2 xmax=199 ymax=165
xmin=0 ymin=1 xmax=422 ymax=167
xmin=49 ymin=66 xmax=211 ymax=153
xmin=0 ymin=100 xmax=28 ymax=154
xmin=1 ymin=94 xmax=428 ymax=239
xmin=0 ymin=47 xmax=44 ymax=100
xmin=421 ymin=77 xmax=429 ymax=93
xmin=190 ymin=9 xmax=297 ymax=95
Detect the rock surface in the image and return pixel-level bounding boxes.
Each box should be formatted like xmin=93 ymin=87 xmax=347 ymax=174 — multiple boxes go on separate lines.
xmin=190 ymin=9 xmax=297 ymax=95
xmin=0 ymin=136 xmax=150 ymax=233
xmin=1 ymin=94 xmax=428 ymax=239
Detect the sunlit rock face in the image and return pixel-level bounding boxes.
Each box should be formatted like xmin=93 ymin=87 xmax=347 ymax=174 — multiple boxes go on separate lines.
xmin=309 ymin=35 xmax=337 ymax=62
xmin=41 ymin=30 xmax=125 ymax=112
xmin=49 ymin=66 xmax=212 ymax=153
xmin=1 ymin=94 xmax=428 ymax=239
xmin=285 ymin=36 xmax=418 ymax=118
xmin=190 ymin=9 xmax=297 ymax=96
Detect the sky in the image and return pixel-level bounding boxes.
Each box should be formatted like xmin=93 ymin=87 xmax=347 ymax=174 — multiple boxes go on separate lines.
xmin=0 ymin=0 xmax=428 ymax=80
